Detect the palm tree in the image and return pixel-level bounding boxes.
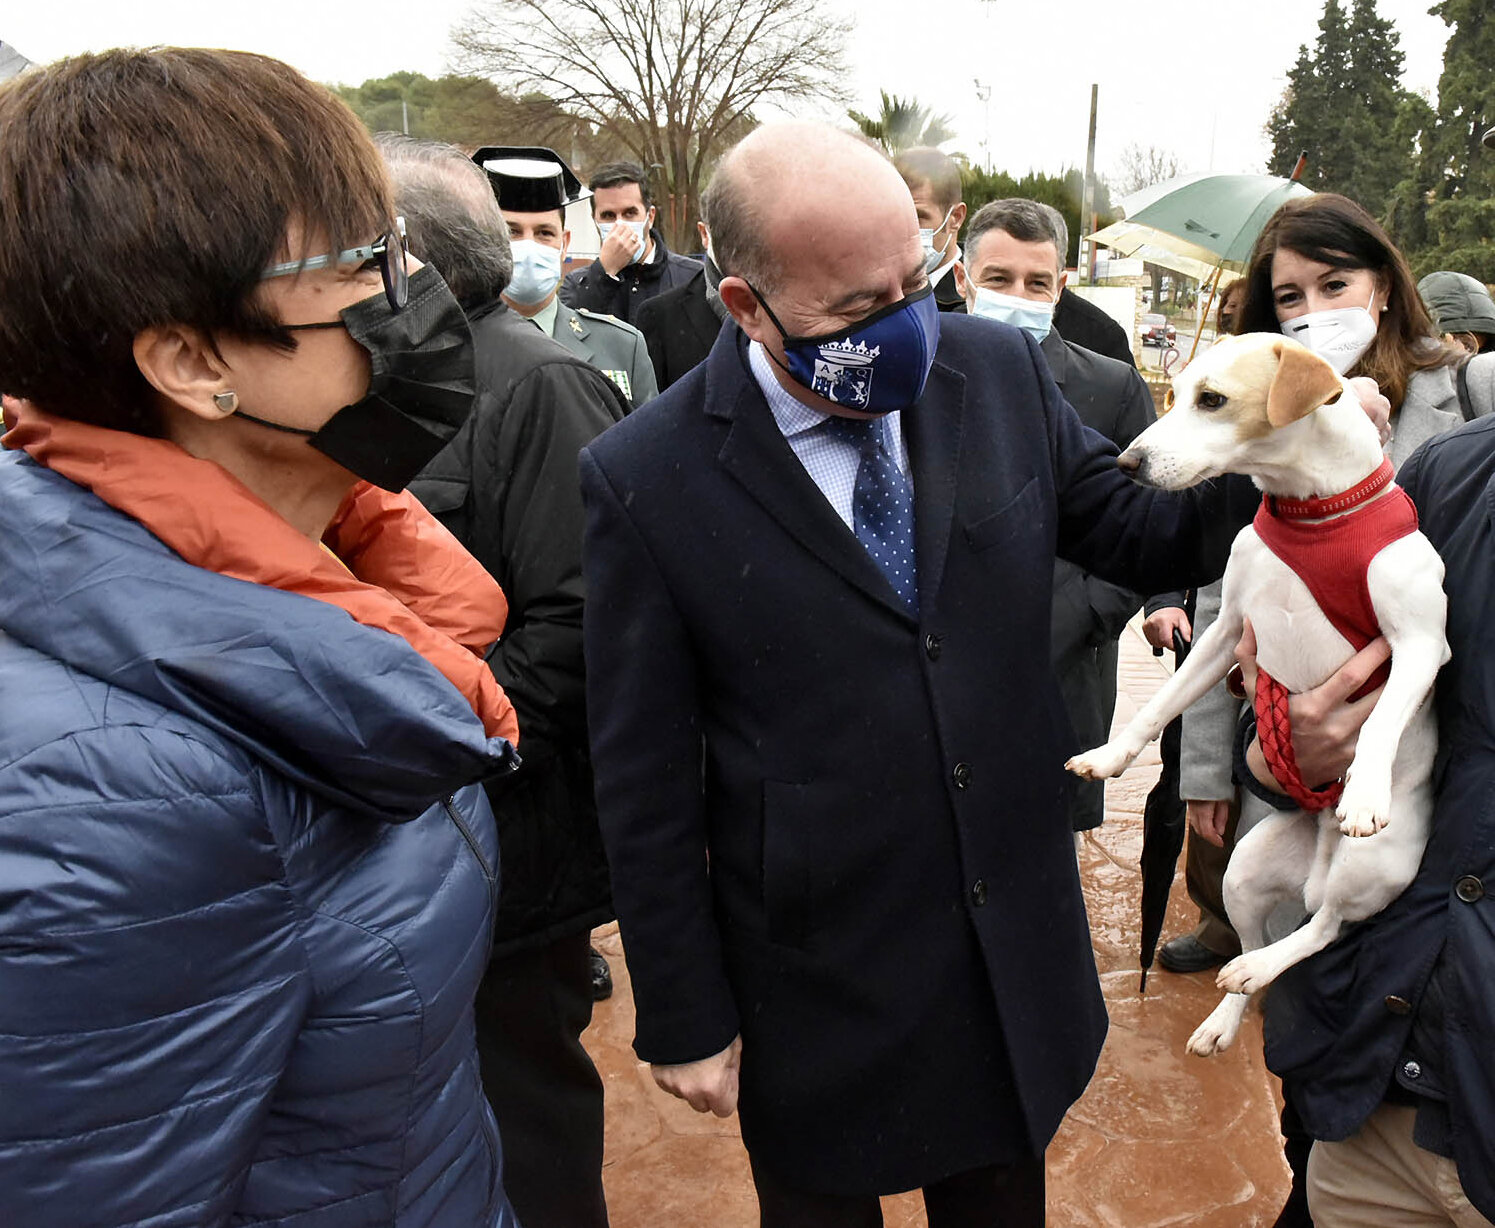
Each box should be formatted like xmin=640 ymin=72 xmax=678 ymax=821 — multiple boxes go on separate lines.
xmin=848 ymin=91 xmax=957 ymax=154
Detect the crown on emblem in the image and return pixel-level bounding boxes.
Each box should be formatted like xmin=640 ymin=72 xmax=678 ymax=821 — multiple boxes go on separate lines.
xmin=816 ymin=337 xmax=880 ymax=366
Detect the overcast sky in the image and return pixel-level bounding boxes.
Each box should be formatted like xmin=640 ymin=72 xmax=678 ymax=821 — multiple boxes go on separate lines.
xmin=3 ymin=0 xmax=1453 ymax=187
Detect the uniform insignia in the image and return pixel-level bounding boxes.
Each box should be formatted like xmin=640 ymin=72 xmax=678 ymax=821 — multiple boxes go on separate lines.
xmin=569 ymin=315 xmax=585 ymax=336
xmin=604 ymin=370 xmax=633 ymax=399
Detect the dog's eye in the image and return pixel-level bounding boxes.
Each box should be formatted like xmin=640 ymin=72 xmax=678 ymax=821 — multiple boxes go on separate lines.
xmin=1198 ymin=390 xmax=1228 ymax=411
xmin=1163 ymin=388 xmax=1176 ymax=413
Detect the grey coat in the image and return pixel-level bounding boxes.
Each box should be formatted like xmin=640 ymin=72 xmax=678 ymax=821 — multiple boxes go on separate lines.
xmin=549 ymin=302 xmax=659 ymax=408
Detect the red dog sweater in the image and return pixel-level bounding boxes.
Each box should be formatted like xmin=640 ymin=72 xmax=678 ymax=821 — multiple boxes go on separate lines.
xmin=1251 ymin=458 xmax=1419 ymax=696
xmin=1249 ymin=459 xmax=1419 ymax=810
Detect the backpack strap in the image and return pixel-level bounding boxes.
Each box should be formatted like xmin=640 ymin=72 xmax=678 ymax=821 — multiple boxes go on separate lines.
xmin=1457 ymin=357 xmax=1477 ymax=422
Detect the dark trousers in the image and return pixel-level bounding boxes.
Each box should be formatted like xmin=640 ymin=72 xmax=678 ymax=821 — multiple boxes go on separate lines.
xmin=473 ymin=930 xmax=609 ymax=1228
xmin=750 ymin=1154 xmax=1046 ymax=1228
xmin=1273 ymin=1098 xmax=1315 ymax=1228
xmin=1183 ymin=806 xmax=1242 ymax=957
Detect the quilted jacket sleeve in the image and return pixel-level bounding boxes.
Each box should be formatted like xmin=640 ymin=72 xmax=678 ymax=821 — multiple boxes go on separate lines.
xmin=0 ymin=723 xmax=310 ymax=1228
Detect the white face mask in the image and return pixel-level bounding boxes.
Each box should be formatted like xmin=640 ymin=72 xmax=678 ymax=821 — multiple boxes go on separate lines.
xmin=505 ymin=240 xmax=564 ymax=306
xmin=597 ymin=219 xmax=649 ymax=265
xmin=920 ymin=204 xmax=958 ymax=273
xmin=968 ymin=286 xmax=1057 ymax=342
xmin=1279 ymin=299 xmax=1379 ymax=375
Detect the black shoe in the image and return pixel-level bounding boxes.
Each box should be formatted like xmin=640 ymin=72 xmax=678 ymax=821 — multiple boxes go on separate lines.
xmin=589 ymin=946 xmax=613 ymax=1001
xmin=1156 ymin=933 xmax=1233 ymax=974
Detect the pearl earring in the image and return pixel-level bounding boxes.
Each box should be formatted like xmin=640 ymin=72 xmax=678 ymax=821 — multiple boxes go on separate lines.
xmin=213 ymin=391 xmax=239 ymax=413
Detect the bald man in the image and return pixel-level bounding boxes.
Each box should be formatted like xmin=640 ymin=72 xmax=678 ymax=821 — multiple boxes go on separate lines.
xmin=579 ymin=123 xmax=1247 ymax=1224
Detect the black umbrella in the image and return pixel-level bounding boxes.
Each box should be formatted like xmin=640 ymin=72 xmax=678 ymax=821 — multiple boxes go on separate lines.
xmin=1137 ymin=628 xmax=1191 ymax=993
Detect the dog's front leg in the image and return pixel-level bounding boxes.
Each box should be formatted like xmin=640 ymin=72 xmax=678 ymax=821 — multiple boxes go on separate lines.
xmin=1067 ymin=608 xmax=1244 ymax=781
xmin=1336 ymin=539 xmax=1450 ymax=837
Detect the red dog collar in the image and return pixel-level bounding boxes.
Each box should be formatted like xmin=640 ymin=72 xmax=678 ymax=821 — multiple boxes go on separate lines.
xmin=1267 ymin=458 xmax=1394 ymax=519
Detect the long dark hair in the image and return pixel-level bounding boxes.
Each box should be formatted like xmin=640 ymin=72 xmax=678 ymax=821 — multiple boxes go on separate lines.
xmin=1236 ymin=194 xmax=1459 ymax=410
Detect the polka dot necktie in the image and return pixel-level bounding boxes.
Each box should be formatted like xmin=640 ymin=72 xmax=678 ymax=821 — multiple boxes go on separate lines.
xmin=822 ymin=415 xmax=918 ymax=614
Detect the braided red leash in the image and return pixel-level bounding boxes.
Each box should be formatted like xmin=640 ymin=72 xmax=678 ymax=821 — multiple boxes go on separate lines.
xmin=1254 ymin=667 xmax=1344 ymax=812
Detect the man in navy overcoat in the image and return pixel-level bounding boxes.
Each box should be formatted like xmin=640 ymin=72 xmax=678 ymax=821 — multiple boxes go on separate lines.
xmin=579 ymin=122 xmax=1240 ymax=1224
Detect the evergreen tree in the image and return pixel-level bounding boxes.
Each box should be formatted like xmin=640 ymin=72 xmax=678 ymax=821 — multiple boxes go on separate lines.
xmin=1389 ymin=0 xmax=1495 ymax=279
xmin=1265 ymin=0 xmax=1418 ymax=218
xmin=1267 ymin=44 xmax=1318 ymax=179
xmin=1341 ymin=0 xmax=1417 ymax=211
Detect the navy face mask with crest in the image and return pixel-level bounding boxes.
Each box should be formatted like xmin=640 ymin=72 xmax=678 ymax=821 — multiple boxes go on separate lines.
xmin=749 ymin=283 xmax=941 ymax=414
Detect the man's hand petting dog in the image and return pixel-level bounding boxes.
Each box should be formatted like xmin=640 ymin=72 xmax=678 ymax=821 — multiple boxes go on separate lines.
xmin=1235 ymin=618 xmax=1390 ymax=796
xmin=651 ymin=1035 xmax=742 ymax=1117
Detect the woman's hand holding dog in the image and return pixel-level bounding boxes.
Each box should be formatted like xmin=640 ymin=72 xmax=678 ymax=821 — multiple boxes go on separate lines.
xmin=1347 ymin=376 xmax=1393 ymax=447
xmin=1235 ymin=619 xmax=1391 ymax=792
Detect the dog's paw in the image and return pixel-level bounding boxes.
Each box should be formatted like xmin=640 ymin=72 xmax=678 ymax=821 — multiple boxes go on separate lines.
xmin=1336 ymin=770 xmax=1391 ymax=838
xmin=1216 ymin=952 xmax=1279 ymax=996
xmin=1065 ymin=743 xmax=1134 ymax=780
xmin=1186 ymin=1010 xmax=1241 ymax=1057
xmin=1337 ymin=807 xmax=1388 ymax=838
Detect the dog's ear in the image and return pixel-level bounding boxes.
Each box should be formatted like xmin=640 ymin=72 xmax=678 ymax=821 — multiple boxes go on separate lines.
xmin=1266 ymin=338 xmax=1343 ymax=428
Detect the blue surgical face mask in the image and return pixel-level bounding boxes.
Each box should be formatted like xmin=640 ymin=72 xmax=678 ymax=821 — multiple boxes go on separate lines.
xmin=597 ymin=220 xmax=649 ymax=265
xmin=750 ymin=283 xmax=941 ymax=414
xmin=505 ymin=239 xmax=563 ymax=306
xmin=969 ymin=285 xmax=1056 ymax=342
xmin=920 ymin=204 xmax=958 ymax=273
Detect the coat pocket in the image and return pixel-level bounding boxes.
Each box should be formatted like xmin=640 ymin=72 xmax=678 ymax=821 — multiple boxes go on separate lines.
xmin=964 ymin=476 xmax=1041 ymax=552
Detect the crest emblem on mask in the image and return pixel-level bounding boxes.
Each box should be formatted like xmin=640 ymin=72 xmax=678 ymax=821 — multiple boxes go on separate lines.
xmin=811 ymin=339 xmax=879 ymax=408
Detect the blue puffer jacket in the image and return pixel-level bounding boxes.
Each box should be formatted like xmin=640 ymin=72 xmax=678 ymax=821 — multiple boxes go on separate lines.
xmin=0 ymin=451 xmax=521 ymax=1227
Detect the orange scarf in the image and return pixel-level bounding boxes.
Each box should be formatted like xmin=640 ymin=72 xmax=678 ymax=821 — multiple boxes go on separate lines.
xmin=2 ymin=403 xmax=518 ymax=745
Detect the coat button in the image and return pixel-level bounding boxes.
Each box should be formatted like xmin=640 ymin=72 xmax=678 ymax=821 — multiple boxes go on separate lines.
xmin=953 ymin=762 xmax=972 ymax=789
xmin=1455 ymin=875 xmax=1484 ymax=903
xmin=1402 ymin=1060 xmax=1422 ymax=1080
xmin=1384 ymin=995 xmax=1412 ymax=1016
xmin=971 ymin=879 xmax=988 ymax=906
xmin=925 ymin=633 xmax=942 ymax=661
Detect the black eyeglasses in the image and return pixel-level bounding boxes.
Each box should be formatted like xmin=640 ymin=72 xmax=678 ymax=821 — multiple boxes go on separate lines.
xmin=261 ymin=217 xmax=409 ymax=311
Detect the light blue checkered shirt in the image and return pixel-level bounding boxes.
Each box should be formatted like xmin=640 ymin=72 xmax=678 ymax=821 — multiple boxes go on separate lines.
xmin=746 ymin=340 xmax=912 ymax=530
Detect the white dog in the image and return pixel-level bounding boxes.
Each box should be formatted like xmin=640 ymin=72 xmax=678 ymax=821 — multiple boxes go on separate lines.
xmin=1066 ymin=333 xmax=1449 ymax=1057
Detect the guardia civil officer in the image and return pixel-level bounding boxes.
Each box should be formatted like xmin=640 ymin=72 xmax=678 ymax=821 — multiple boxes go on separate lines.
xmin=476 ymin=146 xmax=658 ymax=407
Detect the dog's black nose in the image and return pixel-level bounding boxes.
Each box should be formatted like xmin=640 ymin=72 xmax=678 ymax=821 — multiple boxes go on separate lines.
xmin=1116 ymin=449 xmax=1142 ymax=474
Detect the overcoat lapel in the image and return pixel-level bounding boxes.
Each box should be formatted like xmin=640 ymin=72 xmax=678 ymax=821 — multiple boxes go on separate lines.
xmin=904 ymin=361 xmax=964 ymax=613
xmin=709 ymin=332 xmax=916 ymax=621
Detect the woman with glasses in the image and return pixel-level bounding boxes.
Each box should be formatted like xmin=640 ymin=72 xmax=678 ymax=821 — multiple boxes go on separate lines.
xmin=0 ymin=49 xmax=522 ymax=1227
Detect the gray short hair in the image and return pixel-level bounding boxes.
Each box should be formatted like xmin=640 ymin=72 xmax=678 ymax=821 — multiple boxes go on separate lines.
xmin=375 ymin=132 xmax=513 ymax=308
xmin=964 ymin=199 xmax=1069 ymax=274
xmin=700 ymin=159 xmax=781 ymax=296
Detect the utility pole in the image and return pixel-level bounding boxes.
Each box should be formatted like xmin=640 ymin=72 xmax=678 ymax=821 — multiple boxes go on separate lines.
xmin=1079 ymin=83 xmax=1098 ymax=284
xmin=401 ymin=98 xmax=409 ymax=136
xmin=974 ymin=80 xmax=992 ymax=173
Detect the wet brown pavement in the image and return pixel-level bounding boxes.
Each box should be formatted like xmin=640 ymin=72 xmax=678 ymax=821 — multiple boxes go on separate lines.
xmin=583 ymin=621 xmax=1291 ymax=1225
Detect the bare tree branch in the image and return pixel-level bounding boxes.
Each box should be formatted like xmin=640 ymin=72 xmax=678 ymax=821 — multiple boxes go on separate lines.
xmin=451 ymin=0 xmax=850 ymax=246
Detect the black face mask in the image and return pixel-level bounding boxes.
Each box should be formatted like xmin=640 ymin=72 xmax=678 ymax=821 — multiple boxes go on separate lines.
xmin=235 ymin=264 xmax=475 ymax=491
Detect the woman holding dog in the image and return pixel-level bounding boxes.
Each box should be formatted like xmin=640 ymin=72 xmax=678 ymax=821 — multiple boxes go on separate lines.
xmin=0 ymin=49 xmax=523 ymax=1225
xmin=1205 ymin=194 xmax=1489 ymax=1227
